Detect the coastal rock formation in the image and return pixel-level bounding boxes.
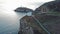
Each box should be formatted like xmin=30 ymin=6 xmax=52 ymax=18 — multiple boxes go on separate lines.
xmin=19 ymin=14 xmax=60 ymax=34
xmin=33 ymin=0 xmax=60 ymax=15
xmin=18 ymin=0 xmax=60 ymax=34
xmin=18 ymin=15 xmax=46 ymax=34
xmin=14 ymin=7 xmax=33 ymax=13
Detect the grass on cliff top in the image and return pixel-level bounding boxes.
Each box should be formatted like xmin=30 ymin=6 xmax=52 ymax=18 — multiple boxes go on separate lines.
xmin=46 ymin=11 xmax=60 ymax=16
xmin=34 ymin=10 xmax=60 ymax=24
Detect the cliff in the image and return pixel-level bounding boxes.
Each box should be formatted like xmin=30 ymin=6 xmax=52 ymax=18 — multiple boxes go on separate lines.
xmin=18 ymin=0 xmax=60 ymax=34
xmin=18 ymin=15 xmax=47 ymax=34
xmin=18 ymin=14 xmax=60 ymax=34
xmin=33 ymin=0 xmax=60 ymax=15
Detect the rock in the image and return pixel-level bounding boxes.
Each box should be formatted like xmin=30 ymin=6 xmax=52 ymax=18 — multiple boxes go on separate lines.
xmin=14 ymin=7 xmax=34 ymax=13
xmin=18 ymin=0 xmax=60 ymax=34
xmin=33 ymin=0 xmax=60 ymax=15
xmin=18 ymin=16 xmax=34 ymax=34
xmin=18 ymin=15 xmax=47 ymax=34
xmin=19 ymin=14 xmax=60 ymax=34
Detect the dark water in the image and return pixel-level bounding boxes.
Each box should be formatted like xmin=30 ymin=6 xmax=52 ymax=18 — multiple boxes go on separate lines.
xmin=0 ymin=11 xmax=26 ymax=34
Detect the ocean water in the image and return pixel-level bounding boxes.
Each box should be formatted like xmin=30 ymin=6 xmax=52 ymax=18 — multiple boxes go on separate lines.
xmin=0 ymin=10 xmax=27 ymax=34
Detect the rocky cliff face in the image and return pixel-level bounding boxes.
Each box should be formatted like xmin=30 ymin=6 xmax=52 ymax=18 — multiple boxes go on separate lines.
xmin=19 ymin=14 xmax=60 ymax=34
xmin=18 ymin=15 xmax=47 ymax=34
xmin=18 ymin=0 xmax=60 ymax=34
xmin=18 ymin=16 xmax=34 ymax=34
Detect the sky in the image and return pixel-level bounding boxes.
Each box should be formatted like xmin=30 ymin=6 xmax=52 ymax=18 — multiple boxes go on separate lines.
xmin=0 ymin=0 xmax=54 ymax=10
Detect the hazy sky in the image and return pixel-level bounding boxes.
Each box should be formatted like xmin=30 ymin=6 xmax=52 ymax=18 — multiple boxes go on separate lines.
xmin=0 ymin=0 xmax=54 ymax=10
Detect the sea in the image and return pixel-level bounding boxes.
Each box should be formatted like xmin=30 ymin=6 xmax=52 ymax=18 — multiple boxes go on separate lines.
xmin=0 ymin=10 xmax=27 ymax=34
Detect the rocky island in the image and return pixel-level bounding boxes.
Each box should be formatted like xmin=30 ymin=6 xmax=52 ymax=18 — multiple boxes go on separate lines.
xmin=14 ymin=7 xmax=33 ymax=13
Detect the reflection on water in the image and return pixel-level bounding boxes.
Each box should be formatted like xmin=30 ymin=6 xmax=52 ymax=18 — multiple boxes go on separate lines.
xmin=0 ymin=10 xmax=26 ymax=34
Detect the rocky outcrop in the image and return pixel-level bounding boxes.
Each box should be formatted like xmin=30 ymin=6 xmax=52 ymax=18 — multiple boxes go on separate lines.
xmin=18 ymin=16 xmax=34 ymax=34
xmin=33 ymin=0 xmax=60 ymax=15
xmin=18 ymin=0 xmax=60 ymax=34
xmin=14 ymin=7 xmax=33 ymax=13
xmin=19 ymin=14 xmax=60 ymax=34
xmin=18 ymin=15 xmax=46 ymax=34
